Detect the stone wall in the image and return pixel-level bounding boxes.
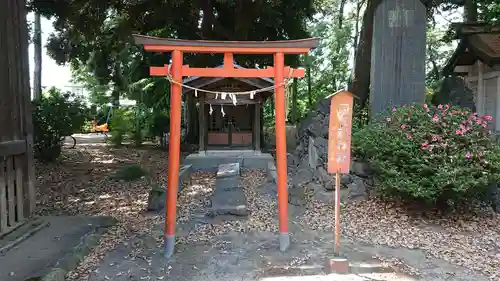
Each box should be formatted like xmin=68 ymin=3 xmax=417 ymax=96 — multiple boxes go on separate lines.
xmin=285 ymin=96 xmax=373 ymax=203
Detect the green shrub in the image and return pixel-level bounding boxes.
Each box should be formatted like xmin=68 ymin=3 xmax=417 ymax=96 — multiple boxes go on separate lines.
xmin=111 ymin=164 xmax=147 ymax=182
xmin=353 ymin=103 xmax=500 ymax=207
xmin=108 ymin=108 xmax=130 ymax=146
xmin=149 ymin=111 xmax=169 ymax=138
xmin=33 ymin=87 xmax=88 ymax=162
xmin=352 ymin=103 xmax=369 ymax=132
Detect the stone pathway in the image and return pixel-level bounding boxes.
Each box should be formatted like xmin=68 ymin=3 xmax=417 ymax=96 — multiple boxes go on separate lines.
xmin=208 ymin=163 xmax=248 ymax=217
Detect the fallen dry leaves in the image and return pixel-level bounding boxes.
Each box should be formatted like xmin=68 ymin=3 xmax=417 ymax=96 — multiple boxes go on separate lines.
xmin=36 ymin=146 xmax=168 ymax=281
xmin=35 ymin=145 xmax=500 ymax=281
xmin=303 ymin=187 xmax=500 ymax=280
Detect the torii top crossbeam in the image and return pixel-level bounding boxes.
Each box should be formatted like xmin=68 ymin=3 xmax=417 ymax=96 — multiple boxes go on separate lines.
xmin=133 ymin=35 xmax=319 ymax=78
xmin=133 ymin=35 xmax=319 ymax=54
xmin=133 ymin=34 xmax=318 ymax=259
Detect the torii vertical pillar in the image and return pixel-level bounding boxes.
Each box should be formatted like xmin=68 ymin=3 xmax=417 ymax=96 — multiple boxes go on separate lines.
xmin=164 ymin=50 xmax=183 ymax=258
xmin=370 ymin=0 xmax=426 ymax=116
xmin=274 ymin=52 xmax=290 ymax=251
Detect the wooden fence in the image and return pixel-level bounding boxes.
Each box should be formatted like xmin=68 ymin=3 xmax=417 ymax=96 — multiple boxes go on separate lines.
xmin=0 ymin=0 xmax=36 ymax=236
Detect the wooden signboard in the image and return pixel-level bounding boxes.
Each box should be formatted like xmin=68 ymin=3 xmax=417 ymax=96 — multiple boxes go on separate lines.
xmin=326 ymin=90 xmax=354 ymax=258
xmin=328 ymin=91 xmax=354 ymax=174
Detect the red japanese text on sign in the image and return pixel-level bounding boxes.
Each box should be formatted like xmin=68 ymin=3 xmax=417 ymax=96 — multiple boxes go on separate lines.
xmin=328 ymin=91 xmax=354 ymax=174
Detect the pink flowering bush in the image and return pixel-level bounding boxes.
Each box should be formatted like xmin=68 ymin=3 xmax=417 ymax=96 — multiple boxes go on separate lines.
xmin=352 ymin=103 xmax=500 ymax=207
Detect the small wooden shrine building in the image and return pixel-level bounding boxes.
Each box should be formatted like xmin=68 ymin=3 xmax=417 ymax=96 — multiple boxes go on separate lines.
xmin=444 ymin=23 xmax=500 ymax=132
xmin=183 ymin=64 xmax=274 ymax=152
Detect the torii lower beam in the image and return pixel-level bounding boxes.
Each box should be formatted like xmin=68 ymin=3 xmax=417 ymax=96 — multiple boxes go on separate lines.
xmin=133 ymin=35 xmax=319 ymax=258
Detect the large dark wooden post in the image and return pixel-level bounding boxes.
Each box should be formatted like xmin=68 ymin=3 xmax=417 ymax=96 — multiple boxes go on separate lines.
xmin=0 ymin=0 xmax=36 ymax=235
xmin=198 ymin=94 xmax=206 ymax=154
xmin=254 ymin=102 xmax=261 ymax=151
xmin=370 ymin=0 xmax=426 ymax=115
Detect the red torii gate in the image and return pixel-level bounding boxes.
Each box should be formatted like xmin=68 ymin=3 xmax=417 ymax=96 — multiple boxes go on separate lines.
xmin=133 ymin=35 xmax=319 ymax=258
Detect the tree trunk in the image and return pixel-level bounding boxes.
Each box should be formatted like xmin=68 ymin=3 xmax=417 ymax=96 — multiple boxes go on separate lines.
xmin=352 ymin=0 xmax=364 ymax=68
xmin=307 ymin=64 xmax=312 ymax=107
xmin=33 ymin=13 xmax=42 ymax=100
xmin=348 ymin=0 xmax=380 ymax=107
xmin=464 ymin=0 xmax=478 ymax=22
xmin=291 ymin=78 xmax=298 ymax=123
xmin=331 ymin=0 xmax=348 ymax=89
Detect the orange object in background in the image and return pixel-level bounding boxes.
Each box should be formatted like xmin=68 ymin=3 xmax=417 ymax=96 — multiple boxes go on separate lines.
xmin=91 ymin=120 xmax=109 ymax=133
xmin=327 ymin=91 xmax=354 ymax=174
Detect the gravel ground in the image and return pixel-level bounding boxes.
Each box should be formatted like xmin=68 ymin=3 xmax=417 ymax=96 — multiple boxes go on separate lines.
xmin=35 ymin=146 xmax=500 ymax=281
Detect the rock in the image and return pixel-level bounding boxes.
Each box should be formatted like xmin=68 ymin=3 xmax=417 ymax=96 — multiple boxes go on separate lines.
xmin=288 ymin=185 xmax=307 ymax=206
xmin=313 ymin=137 xmax=329 ymax=165
xmin=340 ymin=174 xmax=353 ymax=185
xmin=147 ymin=184 xmax=165 ymax=211
xmin=266 ymin=162 xmax=278 ymax=183
xmin=290 ymin=167 xmax=315 ymax=188
xmin=307 ymin=136 xmax=319 ymax=168
xmin=347 ymin=177 xmax=368 ymax=200
xmin=287 ymin=153 xmax=301 ymax=167
xmin=307 ymin=115 xmax=329 ymax=138
xmin=316 ymin=166 xmax=335 ymax=191
xmin=217 ymin=163 xmax=240 ymax=178
xmin=208 ymin=177 xmax=248 ymax=216
xmin=147 ymin=165 xmax=192 ymax=211
xmin=350 ymin=161 xmax=373 ymax=178
xmin=488 ymin=183 xmax=500 ymax=213
xmin=312 ymin=183 xmax=349 ymax=204
xmin=433 ymin=75 xmax=476 ymax=111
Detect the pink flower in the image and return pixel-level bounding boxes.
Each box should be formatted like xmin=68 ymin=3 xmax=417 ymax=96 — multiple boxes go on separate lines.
xmin=465 ymin=152 xmax=471 ymax=159
xmin=424 ymin=104 xmax=428 ymax=108
xmin=407 ymin=134 xmax=413 ymax=140
xmin=455 ymin=129 xmax=462 ymax=135
xmin=431 ymin=135 xmax=441 ymax=142
xmin=401 ymin=124 xmax=407 ymax=130
xmin=444 ymin=104 xmax=450 ymax=111
xmin=438 ymin=104 xmax=443 ymax=109
xmin=484 ymin=115 xmax=493 ymax=121
xmin=421 ymin=141 xmax=429 ymax=149
xmin=432 ymin=115 xmax=439 ymax=122
xmin=392 ymin=107 xmax=397 ymax=112
xmin=476 ymin=119 xmax=482 ymax=125
xmin=402 ymin=104 xmax=407 ymax=108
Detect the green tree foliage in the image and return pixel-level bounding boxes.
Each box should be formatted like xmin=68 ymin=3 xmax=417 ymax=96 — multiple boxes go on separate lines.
xmin=33 ymin=87 xmax=89 ymax=162
xmin=28 ymin=0 xmax=317 ymax=107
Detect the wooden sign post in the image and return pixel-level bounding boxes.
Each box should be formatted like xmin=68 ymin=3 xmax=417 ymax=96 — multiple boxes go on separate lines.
xmin=327 ymin=90 xmax=354 ymax=273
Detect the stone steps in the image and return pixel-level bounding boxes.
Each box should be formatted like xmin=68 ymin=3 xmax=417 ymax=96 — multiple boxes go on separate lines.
xmin=207 ymin=163 xmax=248 ymax=217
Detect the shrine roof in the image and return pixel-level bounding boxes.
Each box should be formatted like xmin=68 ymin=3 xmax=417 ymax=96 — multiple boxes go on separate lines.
xmin=133 ymin=35 xmax=320 ymax=54
xmin=443 ymin=23 xmax=500 ymax=75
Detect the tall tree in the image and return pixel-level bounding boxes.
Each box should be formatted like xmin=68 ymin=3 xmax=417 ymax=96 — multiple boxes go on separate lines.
xmin=32 ymin=12 xmax=42 ymax=100
xmin=348 ymin=0 xmax=380 ymax=107
xmin=29 ymin=0 xmax=317 ymax=105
